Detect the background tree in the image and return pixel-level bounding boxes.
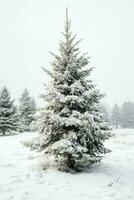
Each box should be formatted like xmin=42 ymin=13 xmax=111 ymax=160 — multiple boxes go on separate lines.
xmin=121 ymin=101 xmax=134 ymax=128
xmin=0 ymin=87 xmax=18 ymax=135
xmin=100 ymin=103 xmax=110 ymax=123
xmin=111 ymin=104 xmax=121 ymax=128
xmin=39 ymin=9 xmax=111 ymax=172
xmin=19 ymin=88 xmax=37 ymax=132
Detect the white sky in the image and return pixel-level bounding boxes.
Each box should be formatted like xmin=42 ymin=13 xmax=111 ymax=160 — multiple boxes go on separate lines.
xmin=0 ymin=0 xmax=134 ymax=107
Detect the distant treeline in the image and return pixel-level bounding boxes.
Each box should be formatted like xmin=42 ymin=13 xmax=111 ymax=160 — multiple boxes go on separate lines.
xmin=102 ymin=102 xmax=134 ymax=129
xmin=0 ymin=86 xmax=133 ymax=136
xmin=0 ymin=87 xmax=37 ymax=135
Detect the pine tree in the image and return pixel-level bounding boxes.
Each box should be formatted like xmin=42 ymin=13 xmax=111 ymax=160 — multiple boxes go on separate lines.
xmin=0 ymin=87 xmax=18 ymax=135
xmin=39 ymin=9 xmax=111 ymax=171
xmin=100 ymin=104 xmax=110 ymax=123
xmin=121 ymin=102 xmax=134 ymax=128
xmin=111 ymin=104 xmax=121 ymax=128
xmin=19 ymin=89 xmax=36 ymax=132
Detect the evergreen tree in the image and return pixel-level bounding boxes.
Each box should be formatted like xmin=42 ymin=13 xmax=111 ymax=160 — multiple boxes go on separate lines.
xmin=111 ymin=104 xmax=121 ymax=128
xmin=19 ymin=89 xmax=36 ymax=132
xmin=121 ymin=102 xmax=134 ymax=128
xmin=39 ymin=9 xmax=111 ymax=171
xmin=100 ymin=103 xmax=110 ymax=123
xmin=0 ymin=87 xmax=18 ymax=135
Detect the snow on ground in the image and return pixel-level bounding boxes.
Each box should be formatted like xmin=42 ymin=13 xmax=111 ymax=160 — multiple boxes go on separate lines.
xmin=0 ymin=129 xmax=134 ymax=200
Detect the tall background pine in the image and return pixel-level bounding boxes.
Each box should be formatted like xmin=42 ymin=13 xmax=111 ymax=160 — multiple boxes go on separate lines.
xmin=0 ymin=87 xmax=18 ymax=135
xmin=19 ymin=88 xmax=37 ymax=132
xmin=39 ymin=9 xmax=111 ymax=171
xmin=121 ymin=102 xmax=134 ymax=128
xmin=111 ymin=104 xmax=121 ymax=129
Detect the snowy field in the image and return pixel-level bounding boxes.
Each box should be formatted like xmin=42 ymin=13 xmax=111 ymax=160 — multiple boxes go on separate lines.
xmin=0 ymin=129 xmax=134 ymax=200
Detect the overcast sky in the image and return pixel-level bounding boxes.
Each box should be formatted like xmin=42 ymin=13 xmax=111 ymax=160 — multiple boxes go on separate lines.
xmin=0 ymin=0 xmax=134 ymax=107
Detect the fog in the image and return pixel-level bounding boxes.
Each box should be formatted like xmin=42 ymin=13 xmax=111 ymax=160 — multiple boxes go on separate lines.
xmin=0 ymin=0 xmax=134 ymax=107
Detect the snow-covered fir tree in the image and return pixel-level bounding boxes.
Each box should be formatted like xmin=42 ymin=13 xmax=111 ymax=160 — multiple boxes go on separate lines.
xmin=39 ymin=9 xmax=111 ymax=171
xmin=100 ymin=103 xmax=110 ymax=123
xmin=0 ymin=87 xmax=18 ymax=135
xmin=111 ymin=104 xmax=121 ymax=129
xmin=121 ymin=102 xmax=134 ymax=128
xmin=19 ymin=89 xmax=36 ymax=132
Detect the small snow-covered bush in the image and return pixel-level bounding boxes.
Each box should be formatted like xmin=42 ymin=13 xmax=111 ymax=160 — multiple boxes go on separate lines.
xmin=22 ymin=136 xmax=40 ymax=150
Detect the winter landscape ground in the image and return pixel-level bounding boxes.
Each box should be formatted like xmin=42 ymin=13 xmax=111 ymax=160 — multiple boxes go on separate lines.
xmin=0 ymin=129 xmax=134 ymax=200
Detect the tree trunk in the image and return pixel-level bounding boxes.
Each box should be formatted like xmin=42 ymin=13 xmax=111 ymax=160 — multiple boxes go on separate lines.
xmin=2 ymin=131 xmax=6 ymax=136
xmin=66 ymin=155 xmax=74 ymax=170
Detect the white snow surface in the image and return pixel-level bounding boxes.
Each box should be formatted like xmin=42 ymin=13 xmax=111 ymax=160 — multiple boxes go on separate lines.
xmin=0 ymin=129 xmax=134 ymax=200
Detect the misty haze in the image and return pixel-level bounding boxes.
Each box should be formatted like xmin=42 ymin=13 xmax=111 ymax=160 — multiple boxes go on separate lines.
xmin=0 ymin=1 xmax=134 ymax=200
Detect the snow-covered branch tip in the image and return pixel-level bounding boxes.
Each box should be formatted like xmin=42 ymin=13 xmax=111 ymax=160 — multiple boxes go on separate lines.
xmin=41 ymin=66 xmax=53 ymax=78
